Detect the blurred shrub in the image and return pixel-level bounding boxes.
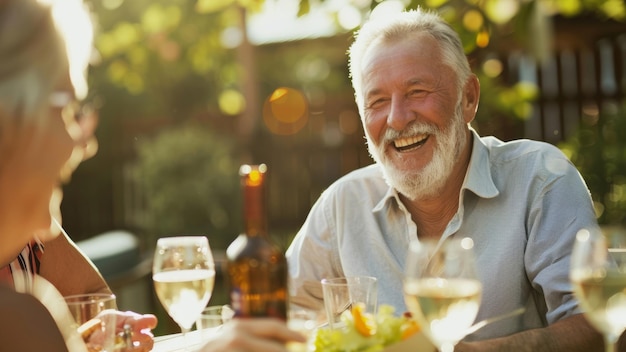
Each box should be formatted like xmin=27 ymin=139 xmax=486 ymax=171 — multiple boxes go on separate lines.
xmin=560 ymin=101 xmax=626 ymax=226
xmin=133 ymin=124 xmax=241 ymax=250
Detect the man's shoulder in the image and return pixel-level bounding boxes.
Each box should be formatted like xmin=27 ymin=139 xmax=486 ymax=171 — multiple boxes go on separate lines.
xmin=476 ymin=135 xmax=578 ymax=186
xmin=341 ymin=163 xmax=383 ymax=178
xmin=332 ymin=163 xmax=386 ymax=186
xmin=479 ymin=135 xmax=567 ymax=163
xmin=323 ymin=163 xmax=388 ymax=197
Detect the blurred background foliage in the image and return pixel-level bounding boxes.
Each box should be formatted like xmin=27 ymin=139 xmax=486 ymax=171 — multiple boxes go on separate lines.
xmin=66 ymin=0 xmax=626 ymax=253
xmin=560 ymin=101 xmax=626 ymax=225
xmin=87 ymin=0 xmax=240 ymax=119
xmin=86 ymin=0 xmax=624 ymax=123
xmin=132 ymin=124 xmax=241 ymax=249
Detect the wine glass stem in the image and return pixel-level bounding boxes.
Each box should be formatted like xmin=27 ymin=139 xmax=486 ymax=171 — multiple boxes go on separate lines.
xmin=604 ymin=334 xmax=617 ymax=352
xmin=440 ymin=342 xmax=455 ymax=352
xmin=181 ymin=326 xmax=192 ymax=351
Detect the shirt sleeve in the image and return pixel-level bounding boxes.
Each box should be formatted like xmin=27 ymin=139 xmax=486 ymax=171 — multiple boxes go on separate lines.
xmin=286 ymin=189 xmax=344 ymax=311
xmin=524 ymin=152 xmax=599 ymax=324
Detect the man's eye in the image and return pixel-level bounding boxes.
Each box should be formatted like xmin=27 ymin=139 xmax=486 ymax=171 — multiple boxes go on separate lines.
xmin=409 ymin=86 xmax=432 ymax=98
xmin=367 ymin=98 xmax=387 ymax=109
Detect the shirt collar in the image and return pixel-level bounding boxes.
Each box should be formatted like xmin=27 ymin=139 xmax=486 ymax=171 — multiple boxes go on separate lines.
xmin=372 ymin=127 xmax=499 ymax=213
xmin=373 ymin=184 xmax=400 ymax=213
xmin=463 ymin=128 xmax=499 ymax=199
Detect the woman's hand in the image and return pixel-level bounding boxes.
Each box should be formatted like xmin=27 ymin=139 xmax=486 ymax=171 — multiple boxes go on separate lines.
xmin=84 ymin=310 xmax=157 ymax=352
xmin=114 ymin=310 xmax=158 ymax=351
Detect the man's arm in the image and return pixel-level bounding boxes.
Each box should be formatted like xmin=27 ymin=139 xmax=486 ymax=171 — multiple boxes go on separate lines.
xmin=456 ymin=314 xmax=604 ymax=352
xmin=39 ymin=231 xmax=111 ymax=296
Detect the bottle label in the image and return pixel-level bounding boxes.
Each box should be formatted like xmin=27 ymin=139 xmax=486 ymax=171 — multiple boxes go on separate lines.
xmin=229 ymin=285 xmax=287 ymax=320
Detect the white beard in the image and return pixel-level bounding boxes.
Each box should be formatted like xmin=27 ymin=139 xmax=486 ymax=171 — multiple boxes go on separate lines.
xmin=366 ymin=102 xmax=467 ymax=201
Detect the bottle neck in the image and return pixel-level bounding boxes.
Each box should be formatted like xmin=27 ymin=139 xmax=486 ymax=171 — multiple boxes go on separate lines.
xmin=241 ymin=165 xmax=268 ymax=238
xmin=243 ymin=182 xmax=267 ymax=237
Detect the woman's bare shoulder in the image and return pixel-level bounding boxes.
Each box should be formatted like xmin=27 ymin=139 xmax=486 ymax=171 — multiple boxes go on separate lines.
xmin=0 ymin=284 xmax=69 ymax=351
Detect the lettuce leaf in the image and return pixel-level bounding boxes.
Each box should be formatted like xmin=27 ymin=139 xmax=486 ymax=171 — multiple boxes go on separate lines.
xmin=313 ymin=305 xmax=414 ymax=352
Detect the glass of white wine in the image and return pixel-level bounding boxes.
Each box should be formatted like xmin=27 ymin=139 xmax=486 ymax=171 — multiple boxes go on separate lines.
xmin=153 ymin=236 xmax=215 ymax=351
xmin=404 ymin=237 xmax=482 ymax=352
xmin=571 ymin=228 xmax=626 ymax=352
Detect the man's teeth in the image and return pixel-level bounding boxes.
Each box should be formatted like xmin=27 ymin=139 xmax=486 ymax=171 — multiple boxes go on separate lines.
xmin=394 ymin=135 xmax=427 ymax=148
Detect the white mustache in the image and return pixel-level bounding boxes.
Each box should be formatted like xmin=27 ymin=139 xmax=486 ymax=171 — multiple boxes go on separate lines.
xmin=381 ymin=122 xmax=439 ymax=145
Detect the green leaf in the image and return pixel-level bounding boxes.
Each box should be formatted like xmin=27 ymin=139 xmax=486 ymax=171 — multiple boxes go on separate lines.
xmin=298 ymin=0 xmax=311 ymax=17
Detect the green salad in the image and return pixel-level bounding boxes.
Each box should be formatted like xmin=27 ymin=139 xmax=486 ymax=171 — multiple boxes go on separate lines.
xmin=312 ymin=304 xmax=420 ymax=352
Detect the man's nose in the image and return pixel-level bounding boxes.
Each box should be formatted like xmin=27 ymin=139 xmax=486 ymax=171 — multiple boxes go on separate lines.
xmin=387 ymin=96 xmax=414 ymax=131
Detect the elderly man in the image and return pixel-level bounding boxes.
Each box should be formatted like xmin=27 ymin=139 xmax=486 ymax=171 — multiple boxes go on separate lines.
xmin=287 ymin=8 xmax=608 ymax=351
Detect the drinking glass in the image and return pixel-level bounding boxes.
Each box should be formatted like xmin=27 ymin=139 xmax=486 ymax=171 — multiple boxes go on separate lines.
xmin=195 ymin=305 xmax=234 ymax=344
xmin=287 ymin=305 xmax=320 ymax=352
xmin=404 ymin=238 xmax=482 ymax=352
xmin=321 ymin=276 xmax=378 ymax=330
xmin=64 ymin=293 xmax=117 ymax=352
xmin=570 ymin=228 xmax=626 ymax=352
xmin=153 ymin=236 xmax=215 ymax=350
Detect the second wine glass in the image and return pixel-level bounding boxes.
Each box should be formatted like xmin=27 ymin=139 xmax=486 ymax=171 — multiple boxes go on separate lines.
xmin=404 ymin=237 xmax=482 ymax=352
xmin=570 ymin=228 xmax=626 ymax=352
xmin=153 ymin=236 xmax=215 ymax=350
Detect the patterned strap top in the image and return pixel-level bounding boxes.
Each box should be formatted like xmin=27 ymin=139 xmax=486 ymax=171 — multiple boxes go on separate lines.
xmin=0 ymin=239 xmax=44 ymax=292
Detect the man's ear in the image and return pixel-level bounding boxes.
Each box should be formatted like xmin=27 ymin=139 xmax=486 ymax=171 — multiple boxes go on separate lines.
xmin=462 ymin=74 xmax=480 ymax=124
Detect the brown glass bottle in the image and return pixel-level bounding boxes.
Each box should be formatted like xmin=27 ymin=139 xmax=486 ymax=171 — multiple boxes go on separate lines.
xmin=225 ymin=164 xmax=288 ymax=319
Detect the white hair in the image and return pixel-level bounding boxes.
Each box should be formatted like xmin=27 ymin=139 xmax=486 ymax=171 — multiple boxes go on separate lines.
xmin=0 ymin=0 xmax=93 ymax=129
xmin=348 ymin=8 xmax=472 ymax=117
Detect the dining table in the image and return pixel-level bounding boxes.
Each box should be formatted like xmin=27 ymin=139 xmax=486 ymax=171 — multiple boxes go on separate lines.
xmin=150 ymin=326 xmax=435 ymax=352
xmin=151 ymin=328 xmax=213 ymax=352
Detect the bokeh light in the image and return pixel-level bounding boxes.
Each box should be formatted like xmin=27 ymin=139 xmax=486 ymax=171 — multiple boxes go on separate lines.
xmin=596 ymin=0 xmax=626 ymax=20
xmin=142 ymin=4 xmax=181 ymax=33
xmin=484 ymin=0 xmax=519 ymax=24
xmin=296 ymin=57 xmax=330 ymax=82
xmin=195 ymin=0 xmax=234 ymax=13
xmin=462 ymin=10 xmax=484 ymax=32
xmin=482 ymin=57 xmax=502 ymax=77
xmin=370 ymin=0 xmax=405 ymax=20
xmin=263 ymin=87 xmax=309 ymax=135
xmin=157 ymin=40 xmax=180 ymax=61
xmin=221 ymin=26 xmax=243 ymax=49
xmin=476 ymin=29 xmax=490 ymax=48
xmin=102 ymin=0 xmax=123 ymax=10
xmin=582 ymin=103 xmax=600 ymax=125
xmin=218 ymin=89 xmax=246 ymax=115
xmin=555 ymin=0 xmax=582 ymax=16
xmin=426 ymin=0 xmax=448 ymax=8
xmin=337 ymin=5 xmax=362 ymax=30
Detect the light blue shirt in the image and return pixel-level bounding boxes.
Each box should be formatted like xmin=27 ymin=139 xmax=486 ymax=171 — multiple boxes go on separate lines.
xmin=286 ymin=129 xmax=599 ymax=340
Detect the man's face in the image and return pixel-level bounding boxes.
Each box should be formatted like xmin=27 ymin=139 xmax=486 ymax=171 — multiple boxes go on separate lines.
xmin=359 ymin=33 xmax=468 ymax=200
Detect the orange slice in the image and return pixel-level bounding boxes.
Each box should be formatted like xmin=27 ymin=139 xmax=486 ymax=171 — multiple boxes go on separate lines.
xmin=401 ymin=318 xmax=421 ymax=340
xmin=352 ymin=303 xmax=376 ymax=337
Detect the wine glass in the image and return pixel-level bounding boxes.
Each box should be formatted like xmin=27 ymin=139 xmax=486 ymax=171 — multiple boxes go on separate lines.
xmin=570 ymin=228 xmax=626 ymax=352
xmin=404 ymin=237 xmax=482 ymax=352
xmin=153 ymin=236 xmax=215 ymax=350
